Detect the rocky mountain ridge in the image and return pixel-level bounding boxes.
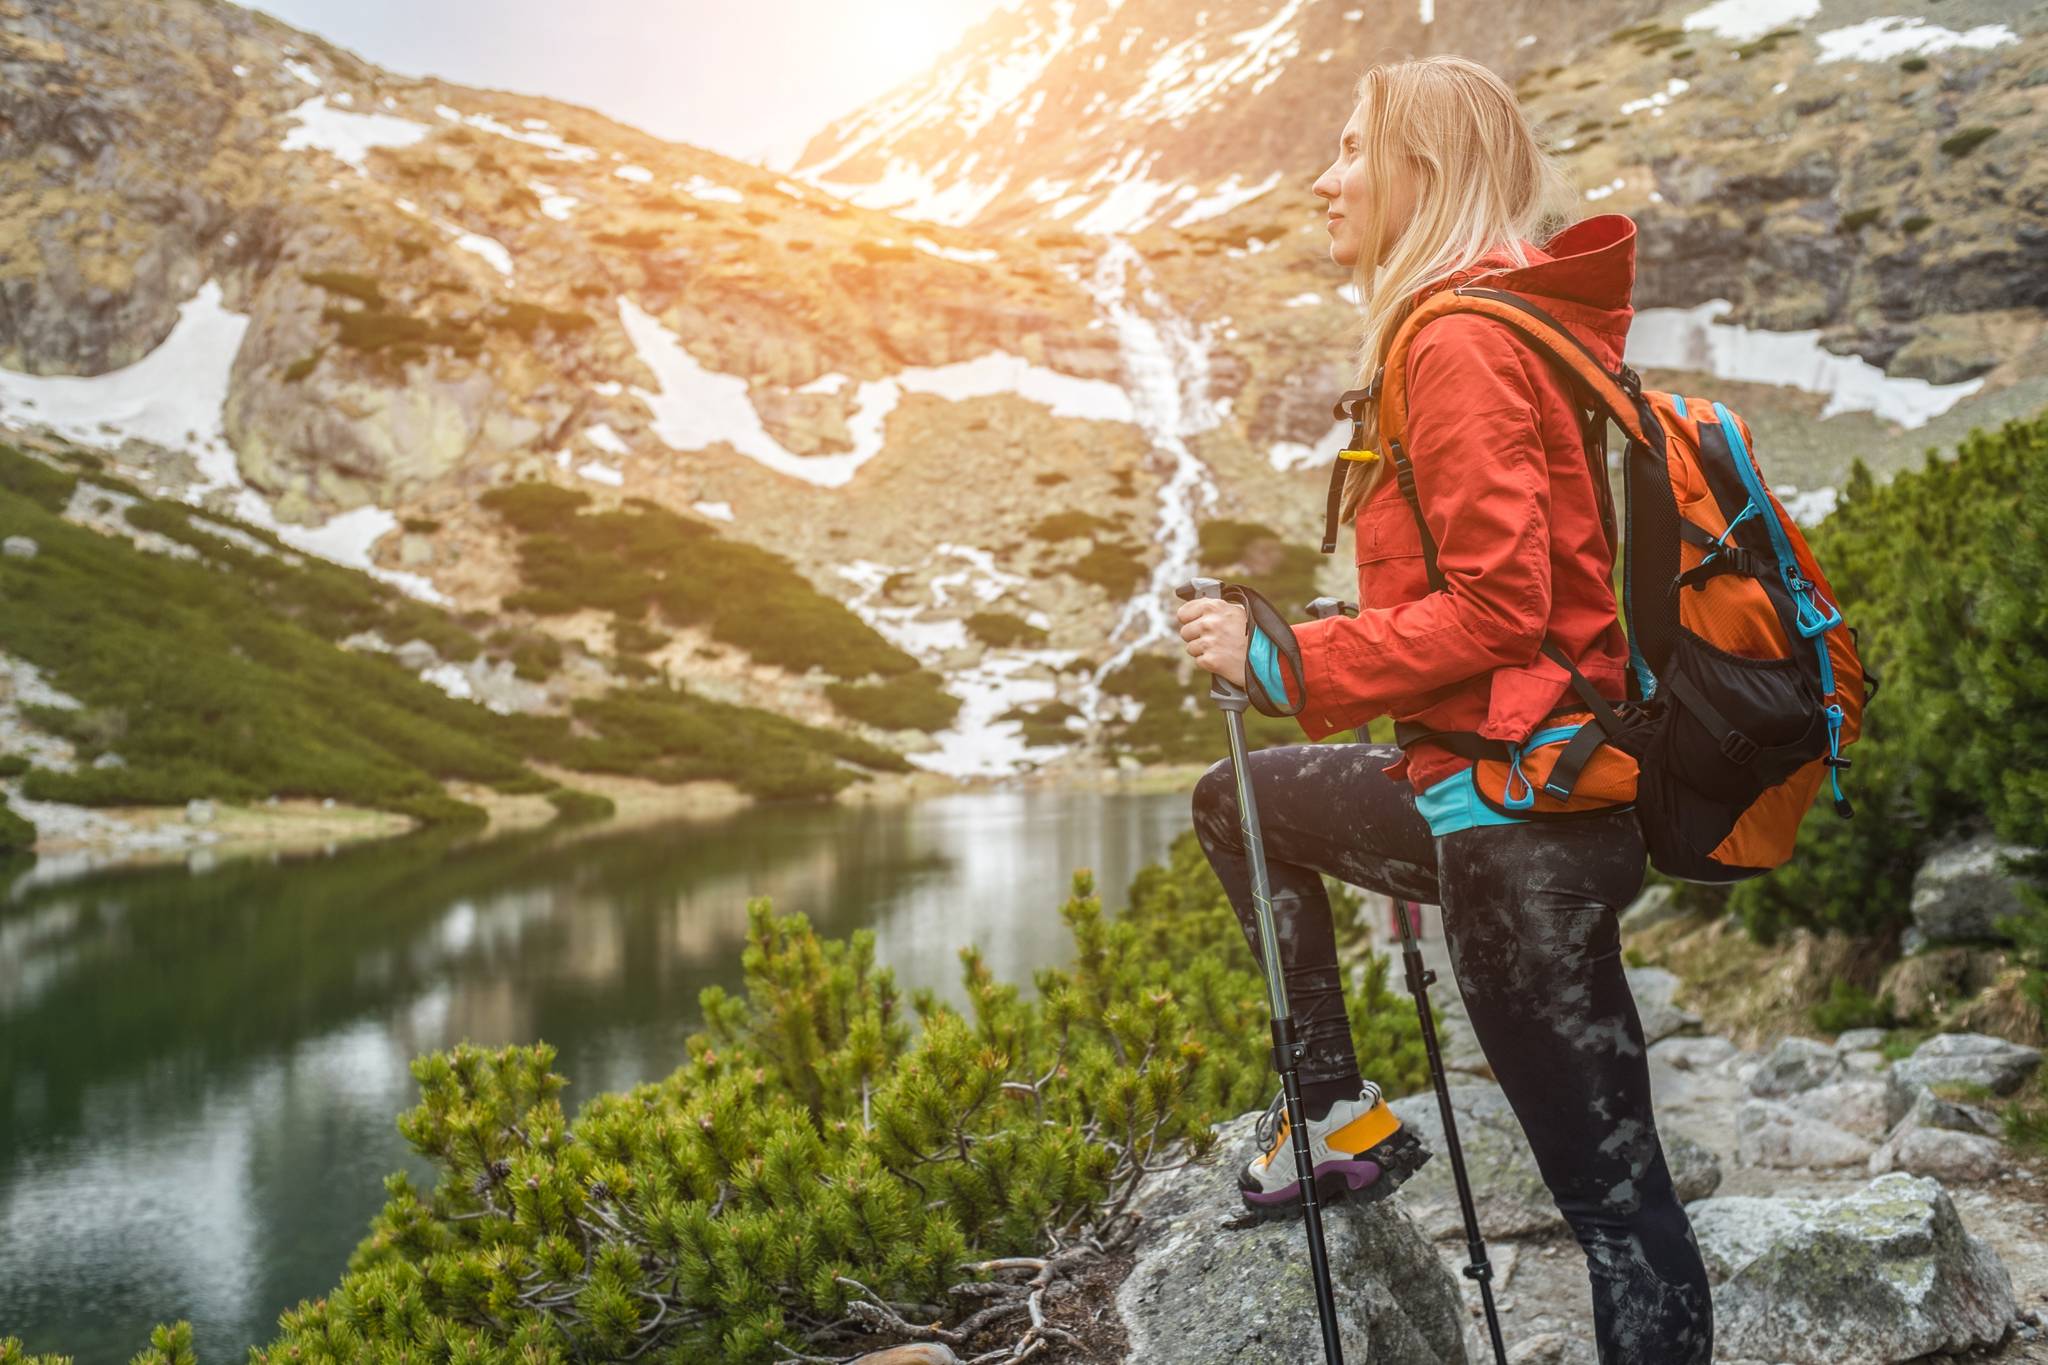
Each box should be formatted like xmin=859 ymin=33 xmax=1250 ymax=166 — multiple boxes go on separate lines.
xmin=3 ymin=0 xmax=2046 ymax=781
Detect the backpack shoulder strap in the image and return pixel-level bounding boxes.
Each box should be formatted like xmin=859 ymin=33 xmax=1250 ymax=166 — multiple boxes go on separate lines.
xmin=1378 ymin=287 xmax=1649 ymax=453
xmin=1375 ymin=287 xmax=1645 ymax=595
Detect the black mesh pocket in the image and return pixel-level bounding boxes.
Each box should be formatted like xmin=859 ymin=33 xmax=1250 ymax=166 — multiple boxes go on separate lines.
xmin=1656 ymin=631 xmax=1824 ymax=806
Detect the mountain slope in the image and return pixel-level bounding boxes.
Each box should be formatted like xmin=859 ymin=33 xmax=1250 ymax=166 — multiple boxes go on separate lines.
xmin=3 ymin=0 xmax=2045 ymax=785
xmin=788 ymin=0 xmax=1660 ymax=233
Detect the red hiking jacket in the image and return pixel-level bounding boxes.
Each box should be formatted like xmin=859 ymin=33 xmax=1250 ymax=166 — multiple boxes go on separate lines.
xmin=1289 ymin=212 xmax=1640 ymax=794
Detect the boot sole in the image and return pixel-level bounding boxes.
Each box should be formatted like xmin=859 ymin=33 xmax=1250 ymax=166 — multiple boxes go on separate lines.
xmin=1233 ymin=1126 xmax=1434 ymax=1224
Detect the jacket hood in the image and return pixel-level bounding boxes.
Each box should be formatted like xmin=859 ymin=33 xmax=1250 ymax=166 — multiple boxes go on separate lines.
xmin=1409 ymin=212 xmax=1637 ymax=369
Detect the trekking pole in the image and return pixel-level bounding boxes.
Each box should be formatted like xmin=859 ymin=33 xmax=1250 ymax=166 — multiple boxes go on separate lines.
xmin=1306 ymin=596 xmax=1509 ymax=1365
xmin=1177 ymin=577 xmax=1346 ymax=1365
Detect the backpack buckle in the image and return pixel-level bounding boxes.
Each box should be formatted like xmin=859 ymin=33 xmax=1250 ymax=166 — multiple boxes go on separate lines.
xmin=1720 ymin=729 xmax=1758 ymax=764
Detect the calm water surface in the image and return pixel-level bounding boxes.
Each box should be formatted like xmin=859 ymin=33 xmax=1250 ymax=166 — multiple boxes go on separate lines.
xmin=0 ymin=786 xmax=1193 ymax=1364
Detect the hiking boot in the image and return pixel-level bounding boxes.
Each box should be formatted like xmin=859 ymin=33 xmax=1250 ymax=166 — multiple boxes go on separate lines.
xmin=1236 ymin=1080 xmax=1432 ymax=1221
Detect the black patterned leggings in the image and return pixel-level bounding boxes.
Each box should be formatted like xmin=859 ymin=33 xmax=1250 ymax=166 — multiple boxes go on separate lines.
xmin=1191 ymin=741 xmax=1713 ymax=1365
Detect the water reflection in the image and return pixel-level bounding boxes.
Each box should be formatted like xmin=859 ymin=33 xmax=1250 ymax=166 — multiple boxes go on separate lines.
xmin=0 ymin=786 xmax=1191 ymax=1364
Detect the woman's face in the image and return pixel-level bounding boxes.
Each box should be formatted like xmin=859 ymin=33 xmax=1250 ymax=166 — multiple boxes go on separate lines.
xmin=1313 ymin=102 xmax=1417 ymax=270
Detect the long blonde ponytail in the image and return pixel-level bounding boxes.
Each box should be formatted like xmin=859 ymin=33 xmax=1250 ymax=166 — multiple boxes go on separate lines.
xmin=1333 ymin=56 xmax=1579 ymax=523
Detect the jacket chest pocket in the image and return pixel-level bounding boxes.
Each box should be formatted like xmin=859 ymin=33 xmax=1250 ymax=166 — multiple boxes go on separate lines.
xmin=1355 ymin=489 xmax=1430 ymax=606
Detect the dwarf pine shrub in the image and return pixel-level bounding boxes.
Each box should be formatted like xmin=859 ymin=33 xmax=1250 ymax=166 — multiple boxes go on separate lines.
xmin=46 ymin=837 xmax=1431 ymax=1364
xmin=1727 ymin=415 xmax=2048 ymax=979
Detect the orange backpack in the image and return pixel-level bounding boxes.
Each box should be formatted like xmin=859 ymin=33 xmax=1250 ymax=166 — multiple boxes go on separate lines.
xmin=1321 ymin=285 xmax=1876 ymax=884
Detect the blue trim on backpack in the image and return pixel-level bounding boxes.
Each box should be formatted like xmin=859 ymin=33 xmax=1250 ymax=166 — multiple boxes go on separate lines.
xmin=1711 ymin=401 xmax=1839 ymax=696
xmin=1671 ymin=393 xmax=1688 ymax=418
xmin=1506 ymin=723 xmax=1589 ymax=809
xmin=1713 ymin=400 xmax=1856 ymax=811
xmin=1417 ymin=768 xmax=1529 ymax=836
xmin=1417 ymin=723 xmax=1594 ymax=835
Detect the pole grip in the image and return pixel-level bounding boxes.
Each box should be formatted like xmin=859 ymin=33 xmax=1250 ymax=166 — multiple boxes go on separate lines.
xmin=1176 ymin=578 xmax=1250 ymax=707
xmin=1305 ymin=596 xmax=1358 ymax=621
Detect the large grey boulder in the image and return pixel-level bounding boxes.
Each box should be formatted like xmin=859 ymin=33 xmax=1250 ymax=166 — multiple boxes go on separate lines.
xmin=1691 ymin=1173 xmax=2015 ymax=1363
xmin=1906 ymin=834 xmax=2034 ymax=950
xmin=1892 ymin=1031 xmax=2042 ymax=1096
xmin=1900 ymin=1083 xmax=2002 ymax=1139
xmin=1887 ymin=1032 xmax=2043 ymax=1125
xmin=1115 ymin=1109 xmax=1468 ymax=1364
xmin=1745 ymin=1036 xmax=1844 ymax=1099
xmin=1389 ymin=1082 xmax=1720 ymax=1241
xmin=1735 ymin=1098 xmax=1875 ymax=1170
xmin=1624 ymin=965 xmax=1702 ymax=1044
xmin=1686 ymin=1195 xmax=1816 ymax=1281
xmin=1784 ymin=1077 xmax=1891 ymax=1139
xmin=1868 ymin=1122 xmax=2008 ymax=1183
xmin=1650 ymin=1035 xmax=1736 ymax=1072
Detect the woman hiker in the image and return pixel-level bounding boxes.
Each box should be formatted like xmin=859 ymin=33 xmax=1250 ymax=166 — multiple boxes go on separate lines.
xmin=1175 ymin=55 xmax=1713 ymax=1363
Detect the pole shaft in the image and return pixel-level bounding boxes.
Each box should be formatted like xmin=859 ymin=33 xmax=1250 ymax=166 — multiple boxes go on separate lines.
xmin=1224 ymin=706 xmax=1344 ymax=1365
xmin=1391 ymin=904 xmax=1509 ymax=1364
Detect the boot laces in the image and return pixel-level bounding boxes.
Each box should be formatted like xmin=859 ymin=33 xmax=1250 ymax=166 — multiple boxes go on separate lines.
xmin=1254 ymin=1079 xmax=1384 ymax=1153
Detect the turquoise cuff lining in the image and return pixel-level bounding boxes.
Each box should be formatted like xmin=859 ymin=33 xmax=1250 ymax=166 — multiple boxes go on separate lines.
xmin=1248 ymin=628 xmax=1287 ymax=707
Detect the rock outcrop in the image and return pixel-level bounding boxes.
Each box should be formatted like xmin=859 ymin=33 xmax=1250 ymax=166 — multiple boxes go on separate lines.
xmin=1907 ymin=834 xmax=2037 ymax=951
xmin=1114 ymin=1108 xmax=1469 ymax=1364
xmin=1690 ymin=1174 xmax=2016 ymax=1364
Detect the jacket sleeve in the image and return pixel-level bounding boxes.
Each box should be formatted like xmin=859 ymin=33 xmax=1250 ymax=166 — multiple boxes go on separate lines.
xmin=1292 ymin=314 xmax=1553 ymax=740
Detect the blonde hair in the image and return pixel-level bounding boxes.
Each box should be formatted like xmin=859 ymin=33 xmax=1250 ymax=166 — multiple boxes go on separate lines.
xmin=1335 ymin=55 xmax=1579 ymax=522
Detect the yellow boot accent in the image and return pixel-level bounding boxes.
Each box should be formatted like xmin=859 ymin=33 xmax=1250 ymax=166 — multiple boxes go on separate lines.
xmin=1325 ymin=1098 xmax=1401 ymax=1156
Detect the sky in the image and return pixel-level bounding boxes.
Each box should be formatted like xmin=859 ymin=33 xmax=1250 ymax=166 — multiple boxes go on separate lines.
xmin=234 ymin=0 xmax=1013 ymax=167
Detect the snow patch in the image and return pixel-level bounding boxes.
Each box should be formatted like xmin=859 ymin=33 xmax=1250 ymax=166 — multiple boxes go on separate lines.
xmin=418 ymin=662 xmax=473 ymax=700
xmin=576 ymin=460 xmax=624 ymax=487
xmin=614 ymin=164 xmax=654 ymax=183
xmin=692 ymin=500 xmax=735 ymax=522
xmin=433 ymin=104 xmax=598 ymax=162
xmin=0 ymin=281 xmax=246 ymax=486
xmin=1814 ymin=17 xmax=2018 ymax=63
xmin=913 ymin=236 xmax=1001 ymax=264
xmin=583 ymin=423 xmax=630 ymax=456
xmin=528 ymin=180 xmax=579 ymax=221
xmin=452 ymin=231 xmax=513 ymax=278
xmin=1620 ymin=78 xmax=1689 ymax=117
xmin=1775 ymin=484 xmax=1839 ymax=524
xmin=810 ymin=161 xmax=1009 ymax=227
xmin=1586 ymin=176 xmax=1627 ymax=201
xmin=280 ymin=97 xmax=430 ymax=172
xmin=0 ymin=281 xmax=447 ymax=602
xmin=282 ymin=57 xmax=322 ymax=87
xmin=1284 ymin=292 xmax=1324 ymax=307
xmin=617 ymin=298 xmax=1133 ymax=488
xmin=1627 ymin=298 xmax=1984 ymax=429
xmin=680 ymin=174 xmax=744 ymax=204
xmin=833 ymin=553 xmax=1078 ymax=779
xmin=1682 ymin=0 xmax=1819 ymax=44
xmin=1168 ymin=170 xmax=1283 ymax=228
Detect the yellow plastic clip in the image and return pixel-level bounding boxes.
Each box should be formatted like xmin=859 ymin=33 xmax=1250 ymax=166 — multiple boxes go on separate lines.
xmin=1338 ymin=447 xmax=1381 ymax=463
